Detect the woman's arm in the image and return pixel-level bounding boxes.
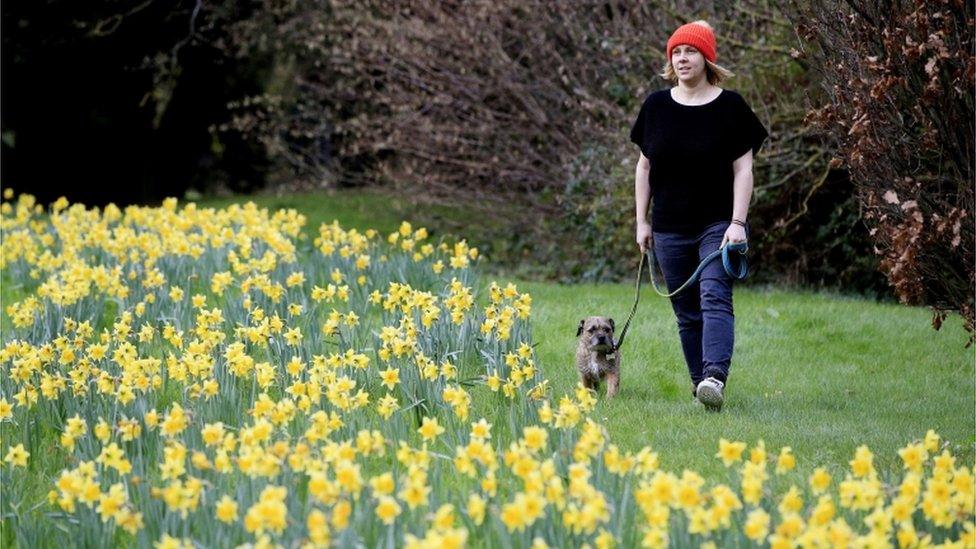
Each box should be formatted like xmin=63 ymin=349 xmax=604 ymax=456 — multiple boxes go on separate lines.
xmin=635 ymin=152 xmax=653 ymax=251
xmin=722 ymin=149 xmax=754 ymax=247
xmin=731 ymin=149 xmax=754 ymax=223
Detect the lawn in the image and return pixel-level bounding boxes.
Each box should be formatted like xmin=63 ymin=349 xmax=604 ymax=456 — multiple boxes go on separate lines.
xmin=510 ymin=279 xmax=975 ymax=478
xmin=192 ymin=188 xmax=442 ymax=239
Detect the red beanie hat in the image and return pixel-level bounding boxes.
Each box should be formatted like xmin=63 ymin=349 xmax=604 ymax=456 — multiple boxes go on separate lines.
xmin=666 ymin=21 xmax=717 ymax=63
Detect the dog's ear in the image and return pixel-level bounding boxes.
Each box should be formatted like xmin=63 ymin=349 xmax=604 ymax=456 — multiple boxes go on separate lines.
xmin=576 ymin=319 xmax=585 ymax=337
xmin=608 ymin=318 xmax=615 ymax=332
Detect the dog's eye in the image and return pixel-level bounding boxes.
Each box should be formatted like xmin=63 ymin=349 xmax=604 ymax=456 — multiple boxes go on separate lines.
xmin=587 ymin=327 xmax=595 ymax=333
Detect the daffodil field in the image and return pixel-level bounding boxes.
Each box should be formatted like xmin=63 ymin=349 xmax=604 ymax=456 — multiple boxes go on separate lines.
xmin=1 ymin=191 xmax=974 ymax=548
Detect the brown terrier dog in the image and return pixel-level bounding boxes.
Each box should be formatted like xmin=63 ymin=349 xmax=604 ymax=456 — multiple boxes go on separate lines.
xmin=575 ymin=316 xmax=620 ymax=397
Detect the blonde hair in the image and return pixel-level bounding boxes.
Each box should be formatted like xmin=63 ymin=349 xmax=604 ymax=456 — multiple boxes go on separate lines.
xmin=659 ymin=20 xmax=734 ymax=85
xmin=659 ymin=59 xmax=735 ymax=85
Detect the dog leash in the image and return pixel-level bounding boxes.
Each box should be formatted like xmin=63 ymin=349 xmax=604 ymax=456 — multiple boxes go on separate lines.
xmin=612 ymin=241 xmax=749 ymax=351
xmin=648 ymin=241 xmax=749 ymax=298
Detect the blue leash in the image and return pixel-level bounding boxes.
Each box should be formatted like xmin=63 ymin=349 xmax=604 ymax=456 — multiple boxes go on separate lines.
xmin=613 ymin=241 xmax=748 ymax=350
xmin=648 ymin=241 xmax=749 ymax=298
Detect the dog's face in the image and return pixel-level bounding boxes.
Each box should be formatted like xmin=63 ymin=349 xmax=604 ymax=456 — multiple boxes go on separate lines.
xmin=576 ymin=316 xmax=615 ymax=351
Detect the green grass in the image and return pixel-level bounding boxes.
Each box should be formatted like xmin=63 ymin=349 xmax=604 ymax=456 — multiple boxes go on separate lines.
xmin=503 ymin=279 xmax=975 ymax=478
xmin=190 ymin=187 xmax=492 ymax=242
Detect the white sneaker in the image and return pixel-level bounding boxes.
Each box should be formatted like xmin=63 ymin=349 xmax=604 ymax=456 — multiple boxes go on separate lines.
xmin=696 ymin=377 xmax=725 ymax=412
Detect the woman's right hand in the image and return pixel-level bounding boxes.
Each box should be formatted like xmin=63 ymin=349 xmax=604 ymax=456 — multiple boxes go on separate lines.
xmin=636 ymin=221 xmax=653 ymax=253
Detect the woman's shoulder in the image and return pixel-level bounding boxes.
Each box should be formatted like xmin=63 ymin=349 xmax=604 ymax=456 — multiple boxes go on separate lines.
xmin=640 ymin=88 xmax=672 ymax=107
xmin=717 ymin=88 xmax=746 ymax=102
xmin=717 ymin=89 xmax=757 ymax=110
xmin=648 ymin=88 xmax=672 ymax=101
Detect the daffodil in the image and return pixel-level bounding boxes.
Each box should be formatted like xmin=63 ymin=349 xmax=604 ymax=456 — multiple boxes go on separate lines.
xmin=215 ymin=495 xmax=238 ymax=523
xmin=375 ymin=495 xmax=402 ymax=525
xmin=744 ymin=508 xmax=770 ymax=541
xmin=776 ymin=446 xmax=796 ymax=474
xmin=809 ymin=466 xmax=832 ymax=494
xmin=716 ymin=438 xmax=747 ymax=467
xmin=418 ymin=416 xmax=445 ymax=442
xmin=849 ymin=445 xmax=875 ymax=478
xmin=379 ymin=367 xmax=400 ymax=390
xmin=4 ymin=443 xmax=29 ymax=467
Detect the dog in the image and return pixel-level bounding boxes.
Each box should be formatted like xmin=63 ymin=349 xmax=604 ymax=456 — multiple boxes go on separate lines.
xmin=575 ymin=316 xmax=620 ymax=398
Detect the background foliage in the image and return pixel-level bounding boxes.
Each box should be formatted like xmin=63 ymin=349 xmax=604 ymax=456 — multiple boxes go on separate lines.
xmin=781 ymin=0 xmax=975 ymax=340
xmin=216 ymin=1 xmax=885 ymax=291
xmin=0 ymin=0 xmax=274 ymax=204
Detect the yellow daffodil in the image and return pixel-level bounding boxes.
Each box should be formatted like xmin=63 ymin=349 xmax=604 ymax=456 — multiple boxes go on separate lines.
xmin=716 ymin=438 xmax=747 ymax=467
xmin=4 ymin=443 xmax=29 ymax=467
xmin=418 ymin=416 xmax=445 ymax=442
xmin=215 ymin=495 xmax=238 ymax=523
xmin=776 ymin=446 xmax=796 ymax=474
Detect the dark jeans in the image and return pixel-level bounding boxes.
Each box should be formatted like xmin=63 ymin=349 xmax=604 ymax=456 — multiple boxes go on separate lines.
xmin=652 ymin=221 xmax=746 ymax=388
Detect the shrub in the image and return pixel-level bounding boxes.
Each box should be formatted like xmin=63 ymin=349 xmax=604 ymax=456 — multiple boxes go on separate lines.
xmin=780 ymin=0 xmax=975 ymax=342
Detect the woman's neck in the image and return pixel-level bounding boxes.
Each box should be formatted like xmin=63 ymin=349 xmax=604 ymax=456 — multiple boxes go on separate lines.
xmin=674 ymin=78 xmax=715 ymax=99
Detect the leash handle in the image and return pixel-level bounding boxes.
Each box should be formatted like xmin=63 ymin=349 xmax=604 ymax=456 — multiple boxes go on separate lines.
xmin=722 ymin=241 xmax=749 ymax=278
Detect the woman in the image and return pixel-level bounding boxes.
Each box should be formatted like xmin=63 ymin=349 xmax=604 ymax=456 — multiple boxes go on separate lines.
xmin=629 ymin=20 xmax=768 ymax=412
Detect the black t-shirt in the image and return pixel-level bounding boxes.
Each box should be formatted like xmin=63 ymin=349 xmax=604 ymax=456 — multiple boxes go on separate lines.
xmin=629 ymin=88 xmax=768 ymax=234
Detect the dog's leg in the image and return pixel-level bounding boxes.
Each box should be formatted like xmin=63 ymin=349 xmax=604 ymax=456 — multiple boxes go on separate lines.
xmin=581 ymin=375 xmax=598 ymax=392
xmin=579 ymin=375 xmax=591 ymax=390
xmin=605 ymin=371 xmax=619 ymax=398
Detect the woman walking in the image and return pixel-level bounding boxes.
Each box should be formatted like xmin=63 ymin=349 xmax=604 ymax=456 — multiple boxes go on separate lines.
xmin=630 ymin=20 xmax=768 ymax=411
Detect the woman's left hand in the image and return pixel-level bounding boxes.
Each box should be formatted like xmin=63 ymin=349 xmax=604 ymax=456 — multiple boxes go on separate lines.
xmin=721 ymin=223 xmax=747 ymax=249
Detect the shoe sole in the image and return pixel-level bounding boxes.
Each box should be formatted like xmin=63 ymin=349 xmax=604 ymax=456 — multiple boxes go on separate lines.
xmin=697 ymin=385 xmax=724 ymax=412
